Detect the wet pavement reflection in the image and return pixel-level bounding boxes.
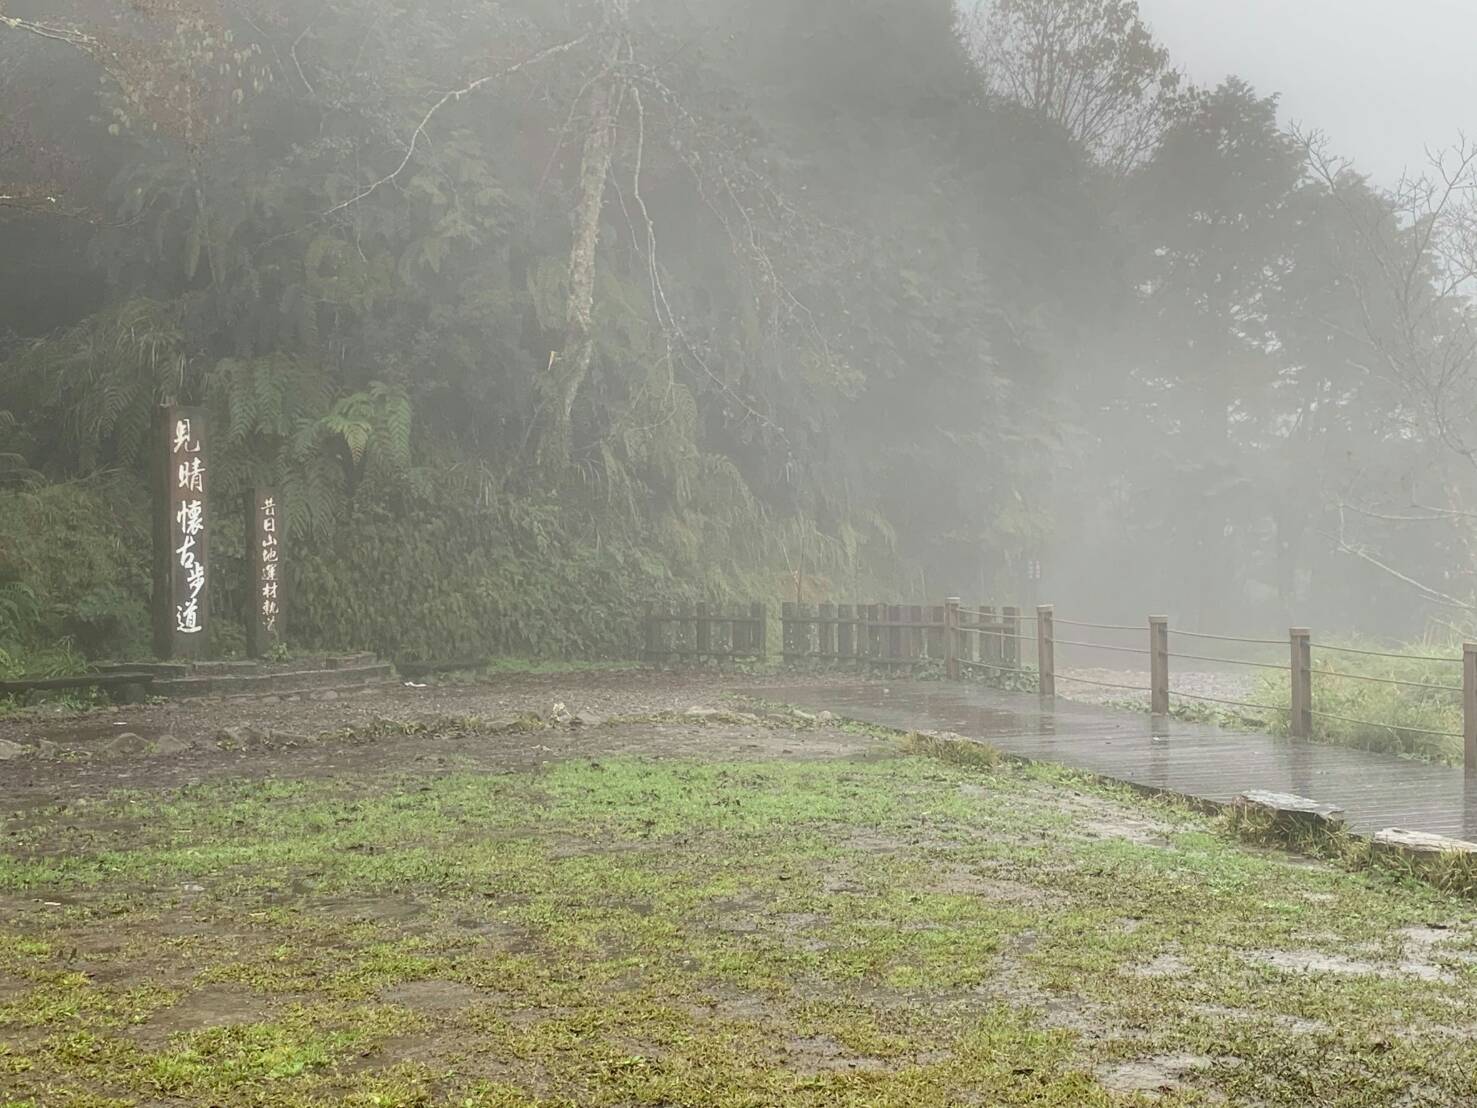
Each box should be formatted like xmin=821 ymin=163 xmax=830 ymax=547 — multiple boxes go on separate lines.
xmin=746 ymin=681 xmax=1477 ymax=841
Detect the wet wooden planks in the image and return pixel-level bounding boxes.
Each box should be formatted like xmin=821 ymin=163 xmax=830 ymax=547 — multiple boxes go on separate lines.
xmin=748 ymin=682 xmax=1477 ymax=840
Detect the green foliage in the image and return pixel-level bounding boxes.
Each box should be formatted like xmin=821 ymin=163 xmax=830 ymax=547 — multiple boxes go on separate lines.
xmin=0 ymin=479 xmax=150 ymax=664
xmin=5 ymin=0 xmax=1465 ymax=664
xmin=2 ymin=299 xmax=185 ymax=472
xmin=1257 ymin=641 xmax=1466 ymax=764
xmin=974 ymin=0 xmax=1191 ymax=170
xmin=0 ymin=582 xmax=39 ymax=653
xmin=291 ymin=480 xmax=675 ymax=661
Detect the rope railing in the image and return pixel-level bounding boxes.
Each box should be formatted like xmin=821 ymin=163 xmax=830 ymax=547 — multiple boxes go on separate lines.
xmin=1053 ymin=638 xmax=1152 ymax=656
xmin=765 ymin=599 xmax=1477 ymax=766
xmin=1311 ymin=642 xmax=1460 ymax=664
xmin=1054 ymin=673 xmax=1151 ymax=694
xmin=1169 ymin=629 xmax=1286 ymax=647
xmin=958 ymin=657 xmax=1029 ymax=674
xmin=1315 ymin=669 xmax=1462 ymax=695
xmin=1051 ymin=618 xmax=1145 ymax=632
xmin=1308 ymin=708 xmax=1463 ymax=740
xmin=986 ymin=606 xmax=1474 ymax=759
xmin=957 ymin=627 xmax=1034 ymax=642
xmin=1166 ymin=651 xmax=1289 ymax=672
xmin=1169 ymin=690 xmax=1288 ymax=714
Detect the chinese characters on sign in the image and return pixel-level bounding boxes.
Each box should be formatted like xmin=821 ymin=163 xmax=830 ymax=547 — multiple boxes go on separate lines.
xmin=248 ymin=488 xmax=283 ymax=657
xmin=155 ymin=407 xmax=209 ymax=659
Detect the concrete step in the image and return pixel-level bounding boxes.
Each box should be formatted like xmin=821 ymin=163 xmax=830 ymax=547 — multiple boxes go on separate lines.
xmin=153 ymin=661 xmax=395 ymax=699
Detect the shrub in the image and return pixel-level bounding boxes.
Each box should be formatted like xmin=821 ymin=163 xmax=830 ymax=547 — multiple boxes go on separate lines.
xmin=1257 ymin=641 xmax=1465 ymax=764
xmin=0 ymin=477 xmax=150 ymax=665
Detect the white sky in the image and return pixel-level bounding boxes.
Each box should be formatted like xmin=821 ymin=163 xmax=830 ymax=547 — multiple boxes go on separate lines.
xmin=1136 ymin=0 xmax=1477 ymax=184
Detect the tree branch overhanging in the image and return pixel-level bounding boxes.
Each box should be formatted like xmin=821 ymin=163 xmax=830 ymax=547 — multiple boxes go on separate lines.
xmin=323 ymin=34 xmax=591 ymax=217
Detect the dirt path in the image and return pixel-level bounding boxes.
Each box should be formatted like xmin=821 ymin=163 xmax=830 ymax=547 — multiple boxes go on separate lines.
xmin=0 ymin=670 xmax=884 ymax=804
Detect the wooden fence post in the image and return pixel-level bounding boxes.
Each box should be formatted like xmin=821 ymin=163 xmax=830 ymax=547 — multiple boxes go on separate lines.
xmin=1290 ymin=628 xmax=1312 ymax=739
xmin=644 ymin=603 xmax=659 ymax=662
xmin=945 ymin=598 xmax=960 ymax=681
xmin=782 ymin=602 xmax=796 ymax=663
xmin=1149 ymin=615 xmax=1169 ymax=716
xmin=1004 ymin=606 xmax=1021 ymax=669
xmin=819 ymin=602 xmax=836 ymax=660
xmin=696 ymin=602 xmax=711 ymax=659
xmin=1464 ymin=642 xmax=1477 ymax=776
xmin=752 ymin=602 xmax=767 ymax=660
xmin=1037 ymin=604 xmax=1055 ymax=698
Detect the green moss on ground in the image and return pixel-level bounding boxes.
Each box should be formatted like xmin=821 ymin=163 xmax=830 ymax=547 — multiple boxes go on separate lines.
xmin=3 ymin=738 xmax=1477 ymax=1105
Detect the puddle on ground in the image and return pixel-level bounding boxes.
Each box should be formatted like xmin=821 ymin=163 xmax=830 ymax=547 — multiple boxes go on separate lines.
xmin=1248 ymin=949 xmax=1453 ymax=984
xmin=1126 ymin=953 xmax=1190 ymax=979
xmin=689 ymin=983 xmax=772 ymax=1021
xmin=927 ymin=867 xmax=1056 ymax=905
xmin=381 ymin=979 xmax=494 ymax=1015
xmin=1096 ymin=1053 xmax=1216 ymax=1097
xmin=129 ymin=985 xmax=272 ymax=1045
xmin=785 ymin=1033 xmax=890 ymax=1075
xmin=1190 ymin=1003 xmax=1329 ymax=1036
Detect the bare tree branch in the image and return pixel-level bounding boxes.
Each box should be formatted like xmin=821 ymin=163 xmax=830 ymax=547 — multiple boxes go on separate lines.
xmin=0 ymin=10 xmax=97 ymax=52
xmin=1322 ymin=528 xmax=1477 ymax=612
xmin=323 ymin=34 xmax=590 ymax=217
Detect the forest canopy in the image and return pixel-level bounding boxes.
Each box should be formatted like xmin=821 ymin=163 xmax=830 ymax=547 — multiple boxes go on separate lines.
xmin=2 ymin=0 xmax=1475 ymax=665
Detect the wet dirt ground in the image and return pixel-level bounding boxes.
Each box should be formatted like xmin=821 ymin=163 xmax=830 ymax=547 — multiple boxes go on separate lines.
xmin=6 ymin=670 xmax=1477 ymax=1105
xmin=0 ymin=670 xmax=883 ymax=803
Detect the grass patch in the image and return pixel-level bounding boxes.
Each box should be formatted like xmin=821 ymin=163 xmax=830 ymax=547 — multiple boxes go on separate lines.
xmin=1256 ymin=639 xmax=1466 ymax=763
xmin=4 ymin=734 xmax=1477 ymax=1104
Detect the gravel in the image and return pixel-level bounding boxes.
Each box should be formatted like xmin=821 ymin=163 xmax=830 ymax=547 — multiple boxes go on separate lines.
xmin=1056 ymin=669 xmax=1260 ymax=709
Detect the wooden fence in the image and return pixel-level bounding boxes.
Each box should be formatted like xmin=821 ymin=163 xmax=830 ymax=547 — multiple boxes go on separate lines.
xmin=642 ymin=600 xmax=1029 ymax=673
xmin=643 ymin=596 xmax=1477 ymax=775
xmin=643 ymin=603 xmax=767 ymax=663
xmin=779 ymin=602 xmax=1024 ymax=672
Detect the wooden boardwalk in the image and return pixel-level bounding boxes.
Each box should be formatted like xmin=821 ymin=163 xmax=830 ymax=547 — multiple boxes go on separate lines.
xmin=752 ymin=681 xmax=1477 ymax=840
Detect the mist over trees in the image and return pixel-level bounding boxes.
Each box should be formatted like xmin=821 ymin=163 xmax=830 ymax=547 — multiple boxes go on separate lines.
xmin=2 ymin=0 xmax=1475 ymax=664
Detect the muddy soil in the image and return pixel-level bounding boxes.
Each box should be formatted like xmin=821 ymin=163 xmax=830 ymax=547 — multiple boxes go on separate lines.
xmin=0 ymin=670 xmax=887 ymax=806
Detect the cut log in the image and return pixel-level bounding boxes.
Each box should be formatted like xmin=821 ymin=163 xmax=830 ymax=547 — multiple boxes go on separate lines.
xmin=1372 ymin=828 xmax=1477 ymax=857
xmin=1233 ymin=791 xmax=1345 ymax=829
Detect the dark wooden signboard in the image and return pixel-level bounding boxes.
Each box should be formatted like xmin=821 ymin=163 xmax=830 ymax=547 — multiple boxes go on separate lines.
xmin=247 ymin=487 xmax=283 ymax=657
xmin=153 ymin=406 xmax=209 ymax=660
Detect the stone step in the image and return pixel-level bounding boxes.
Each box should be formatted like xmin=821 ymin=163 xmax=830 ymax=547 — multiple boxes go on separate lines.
xmin=153 ymin=661 xmax=395 ymax=699
xmin=188 ymin=660 xmax=262 ymax=676
xmin=321 ymin=653 xmax=379 ymax=670
xmin=95 ymin=661 xmax=192 ymax=679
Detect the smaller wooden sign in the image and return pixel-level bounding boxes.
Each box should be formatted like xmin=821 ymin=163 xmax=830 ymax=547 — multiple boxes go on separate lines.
xmin=247 ymin=488 xmax=283 ymax=658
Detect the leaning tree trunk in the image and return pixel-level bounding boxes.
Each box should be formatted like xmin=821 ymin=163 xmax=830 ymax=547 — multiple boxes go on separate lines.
xmin=535 ymin=55 xmax=622 ymax=476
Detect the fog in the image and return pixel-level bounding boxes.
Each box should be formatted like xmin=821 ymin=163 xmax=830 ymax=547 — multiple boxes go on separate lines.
xmin=3 ymin=0 xmax=1477 ymax=671
xmin=1141 ymin=0 xmax=1477 ymax=186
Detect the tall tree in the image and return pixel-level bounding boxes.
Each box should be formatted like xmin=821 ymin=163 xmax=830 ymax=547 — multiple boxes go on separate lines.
xmin=968 ymin=0 xmax=1188 ymax=172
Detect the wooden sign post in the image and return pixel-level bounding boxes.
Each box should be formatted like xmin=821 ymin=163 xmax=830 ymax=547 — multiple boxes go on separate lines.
xmin=247 ymin=488 xmax=283 ymax=658
xmin=153 ymin=406 xmax=209 ymax=660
